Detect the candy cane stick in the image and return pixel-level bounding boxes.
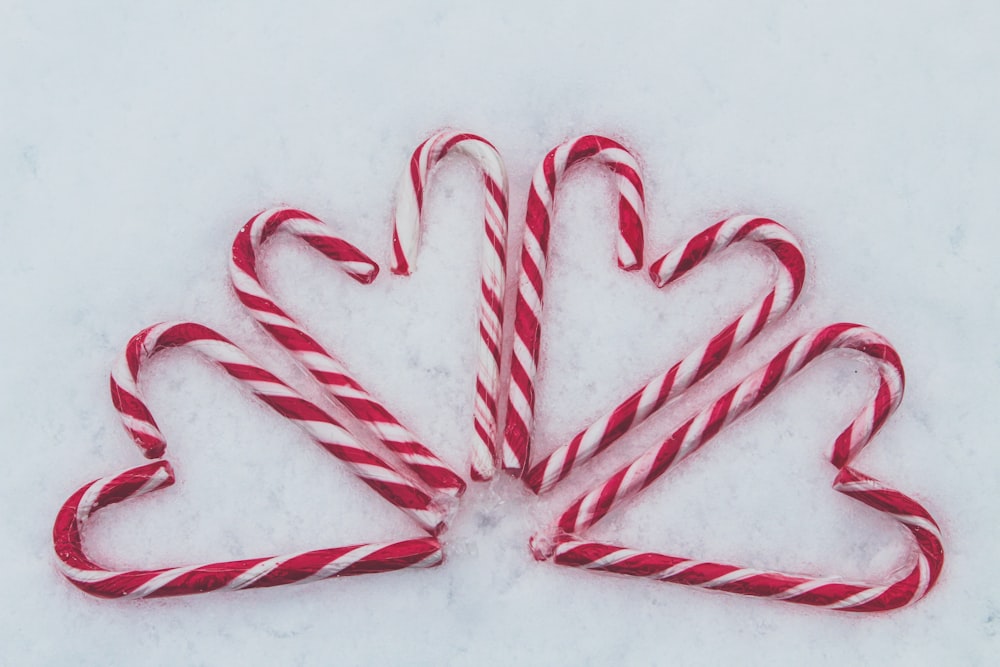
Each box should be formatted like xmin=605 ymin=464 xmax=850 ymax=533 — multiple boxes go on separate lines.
xmin=392 ymin=130 xmax=509 ymax=481
xmin=110 ymin=321 xmax=448 ymax=534
xmin=502 ymin=135 xmax=646 ymax=475
xmin=53 ymin=461 xmax=443 ymax=599
xmin=532 ymin=323 xmax=944 ymax=612
xmin=524 ymin=215 xmax=806 ymax=494
xmin=230 ymin=208 xmax=466 ymax=501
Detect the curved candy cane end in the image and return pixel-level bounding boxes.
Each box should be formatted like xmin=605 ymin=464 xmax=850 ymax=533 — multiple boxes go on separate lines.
xmin=469 ymin=466 xmax=493 ymax=482
xmin=347 ymin=261 xmax=380 ymax=285
xmin=529 ymin=530 xmax=576 ymax=561
xmin=648 ymin=255 xmax=670 ymax=288
xmin=390 ymin=229 xmax=414 ymax=276
xmin=469 ymin=455 xmax=496 ymax=482
xmin=528 ymin=533 xmax=557 ymax=561
xmin=830 ymin=447 xmax=850 ymax=470
xmin=139 ymin=440 xmax=166 ymax=460
xmin=617 ymin=257 xmax=643 ymax=272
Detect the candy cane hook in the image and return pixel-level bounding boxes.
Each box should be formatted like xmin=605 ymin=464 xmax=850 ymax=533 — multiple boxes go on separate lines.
xmin=54 ymin=461 xmax=444 ymax=599
xmin=392 ymin=130 xmax=510 ymax=481
xmin=502 ymin=135 xmax=646 ymax=475
xmin=110 ymin=321 xmax=448 ymax=533
xmin=230 ymin=208 xmax=466 ymax=501
xmin=525 ymin=215 xmax=806 ymax=494
xmin=534 ymin=323 xmax=943 ymax=612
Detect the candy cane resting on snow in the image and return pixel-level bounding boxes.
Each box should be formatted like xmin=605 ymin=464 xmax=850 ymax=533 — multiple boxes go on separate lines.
xmin=392 ymin=130 xmax=509 ymax=481
xmin=502 ymin=135 xmax=646 ymax=475
xmin=230 ymin=208 xmax=466 ymax=501
xmin=54 ymin=461 xmax=443 ymax=599
xmin=532 ymin=323 xmax=944 ymax=612
xmin=108 ymin=321 xmax=448 ymax=533
xmin=524 ymin=215 xmax=806 ymax=494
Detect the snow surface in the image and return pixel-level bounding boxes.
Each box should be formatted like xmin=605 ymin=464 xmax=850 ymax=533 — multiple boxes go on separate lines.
xmin=3 ymin=1 xmax=999 ymax=664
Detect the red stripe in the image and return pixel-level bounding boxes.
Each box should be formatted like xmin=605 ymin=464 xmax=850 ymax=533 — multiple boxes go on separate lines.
xmin=220 ymin=362 xmax=283 ymax=385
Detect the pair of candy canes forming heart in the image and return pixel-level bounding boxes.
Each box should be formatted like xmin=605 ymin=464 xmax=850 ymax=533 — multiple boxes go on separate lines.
xmin=54 ymin=132 xmax=943 ymax=611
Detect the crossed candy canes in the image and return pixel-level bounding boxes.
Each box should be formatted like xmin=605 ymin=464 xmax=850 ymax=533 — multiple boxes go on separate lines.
xmin=54 ymin=322 xmax=446 ymax=598
xmin=532 ymin=324 xmax=943 ymax=612
xmin=54 ymin=132 xmax=943 ymax=610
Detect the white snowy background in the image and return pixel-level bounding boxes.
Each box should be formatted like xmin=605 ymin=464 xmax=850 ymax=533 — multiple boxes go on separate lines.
xmin=2 ymin=1 xmax=998 ymax=664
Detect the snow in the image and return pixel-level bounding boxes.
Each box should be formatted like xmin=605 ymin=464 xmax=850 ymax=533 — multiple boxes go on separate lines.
xmin=3 ymin=1 xmax=999 ymax=664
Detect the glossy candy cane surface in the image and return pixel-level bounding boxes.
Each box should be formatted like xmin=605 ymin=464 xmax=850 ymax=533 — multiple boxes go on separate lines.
xmin=534 ymin=323 xmax=943 ymax=612
xmin=502 ymin=135 xmax=646 ymax=475
xmin=109 ymin=322 xmax=448 ymax=533
xmin=392 ymin=130 xmax=509 ymax=481
xmin=525 ymin=215 xmax=805 ymax=494
xmin=54 ymin=462 xmax=443 ymax=599
xmin=230 ymin=207 xmax=466 ymax=501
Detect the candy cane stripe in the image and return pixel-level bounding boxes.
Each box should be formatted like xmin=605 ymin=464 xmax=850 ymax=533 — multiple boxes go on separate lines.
xmin=525 ymin=216 xmax=806 ymax=494
xmin=230 ymin=207 xmax=466 ymax=501
xmin=108 ymin=321 xmax=447 ymax=533
xmin=534 ymin=324 xmax=942 ymax=612
xmin=391 ymin=130 xmax=510 ymax=481
xmin=54 ymin=461 xmax=445 ymax=599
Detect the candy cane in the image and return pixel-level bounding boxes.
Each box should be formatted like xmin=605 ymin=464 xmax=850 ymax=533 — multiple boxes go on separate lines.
xmin=524 ymin=215 xmax=806 ymax=494
xmin=54 ymin=461 xmax=443 ymax=599
xmin=109 ymin=321 xmax=448 ymax=534
xmin=502 ymin=135 xmax=646 ymax=474
xmin=532 ymin=323 xmax=944 ymax=612
xmin=230 ymin=207 xmax=466 ymax=501
xmin=391 ymin=130 xmax=509 ymax=481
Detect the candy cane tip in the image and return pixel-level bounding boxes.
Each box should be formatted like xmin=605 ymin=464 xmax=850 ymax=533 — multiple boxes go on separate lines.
xmin=831 ymin=448 xmax=850 ymax=469
xmin=501 ymin=462 xmax=525 ymax=478
xmin=528 ymin=533 xmax=557 ymax=561
xmin=469 ymin=465 xmax=494 ymax=482
xmin=349 ymin=264 xmax=379 ymax=285
xmin=648 ymin=258 xmax=669 ymax=287
xmin=140 ymin=441 xmax=166 ymax=459
xmin=390 ymin=264 xmax=413 ymax=277
xmin=618 ymin=258 xmax=643 ymax=272
xmin=152 ymin=459 xmax=176 ymax=480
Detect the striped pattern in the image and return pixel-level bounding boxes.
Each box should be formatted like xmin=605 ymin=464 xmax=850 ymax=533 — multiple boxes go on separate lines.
xmin=230 ymin=207 xmax=466 ymax=501
xmin=532 ymin=323 xmax=943 ymax=612
xmin=109 ymin=321 xmax=448 ymax=533
xmin=524 ymin=215 xmax=806 ymax=494
xmin=53 ymin=461 xmax=443 ymax=599
xmin=391 ymin=130 xmax=509 ymax=481
xmin=502 ymin=135 xmax=646 ymax=475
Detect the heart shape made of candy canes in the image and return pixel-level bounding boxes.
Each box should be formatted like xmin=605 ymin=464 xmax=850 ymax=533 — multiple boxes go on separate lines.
xmin=53 ymin=131 xmax=943 ymax=610
xmin=54 ymin=322 xmax=444 ymax=599
xmin=54 ymin=130 xmax=509 ymax=598
xmin=500 ymin=135 xmax=807 ymax=496
xmin=532 ymin=323 xmax=944 ymax=612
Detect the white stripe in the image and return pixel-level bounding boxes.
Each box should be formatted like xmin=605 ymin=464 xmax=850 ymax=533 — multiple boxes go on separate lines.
xmin=651 ymin=560 xmax=700 ymax=581
xmin=118 ymin=413 xmax=164 ymax=442
xmin=76 ymin=477 xmax=113 ymax=524
xmin=123 ymin=564 xmax=202 ymax=600
xmin=582 ymin=548 xmax=635 ymax=569
xmin=295 ymin=544 xmax=387 ymax=585
xmin=825 ymin=585 xmax=889 ymax=610
xmin=225 ymin=554 xmax=292 ymax=590
xmin=699 ymin=568 xmax=759 ymax=589
xmin=59 ymin=564 xmax=122 ymax=583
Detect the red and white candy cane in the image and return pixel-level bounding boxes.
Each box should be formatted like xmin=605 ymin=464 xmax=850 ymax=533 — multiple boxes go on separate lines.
xmin=524 ymin=215 xmax=806 ymax=494
xmin=230 ymin=207 xmax=466 ymax=502
xmin=109 ymin=321 xmax=448 ymax=533
xmin=502 ymin=135 xmax=645 ymax=474
xmin=533 ymin=323 xmax=944 ymax=612
xmin=54 ymin=461 xmax=443 ymax=599
xmin=391 ymin=130 xmax=509 ymax=481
